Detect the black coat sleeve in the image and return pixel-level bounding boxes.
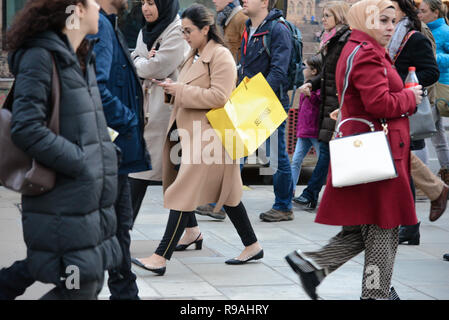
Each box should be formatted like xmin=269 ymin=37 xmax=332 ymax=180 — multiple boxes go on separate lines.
xmin=400 ymin=32 xmax=439 ymax=88
xmin=10 ymin=47 xmax=85 ymax=178
xmin=308 ymin=72 xmax=322 ymax=91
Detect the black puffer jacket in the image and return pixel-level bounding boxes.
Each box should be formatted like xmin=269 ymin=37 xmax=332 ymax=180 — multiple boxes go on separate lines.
xmin=310 ymin=25 xmax=351 ymax=143
xmin=9 ymin=31 xmax=122 ymax=285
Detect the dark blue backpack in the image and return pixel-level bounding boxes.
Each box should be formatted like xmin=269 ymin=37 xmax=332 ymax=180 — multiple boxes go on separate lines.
xmin=263 ymin=17 xmax=304 ymax=108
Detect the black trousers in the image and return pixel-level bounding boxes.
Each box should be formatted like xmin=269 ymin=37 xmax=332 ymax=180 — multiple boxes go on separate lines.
xmin=0 ymin=259 xmax=34 ymax=300
xmin=155 ymin=202 xmax=258 ymax=260
xmin=0 ymin=175 xmax=138 ymax=300
xmin=129 ymin=177 xmax=161 ymax=228
xmin=108 ymin=174 xmax=139 ymax=300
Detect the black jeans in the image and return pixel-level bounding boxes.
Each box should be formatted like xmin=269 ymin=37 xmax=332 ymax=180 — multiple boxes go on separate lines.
xmin=108 ymin=174 xmax=139 ymax=300
xmin=155 ymin=202 xmax=258 ymax=260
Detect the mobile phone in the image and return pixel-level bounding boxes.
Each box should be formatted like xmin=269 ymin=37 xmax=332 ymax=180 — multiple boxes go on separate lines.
xmin=155 ymin=42 xmax=161 ymax=51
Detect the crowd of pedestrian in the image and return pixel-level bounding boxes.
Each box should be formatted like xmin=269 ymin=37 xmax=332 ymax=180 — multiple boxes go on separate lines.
xmin=0 ymin=0 xmax=448 ymax=300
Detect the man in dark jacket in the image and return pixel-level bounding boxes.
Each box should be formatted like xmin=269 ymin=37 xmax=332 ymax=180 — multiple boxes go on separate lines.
xmin=86 ymin=0 xmax=151 ymax=300
xmin=239 ymin=0 xmax=293 ymax=222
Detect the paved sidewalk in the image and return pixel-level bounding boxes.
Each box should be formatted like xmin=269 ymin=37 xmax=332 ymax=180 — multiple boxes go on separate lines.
xmin=1 ymin=185 xmax=448 ymax=300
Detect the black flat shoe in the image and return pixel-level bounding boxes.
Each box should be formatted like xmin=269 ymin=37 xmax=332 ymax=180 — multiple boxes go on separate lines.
xmin=285 ymin=250 xmax=326 ymax=300
xmin=175 ymin=233 xmax=203 ymax=251
xmin=225 ymin=249 xmax=264 ymax=265
xmin=131 ymin=258 xmax=166 ymax=276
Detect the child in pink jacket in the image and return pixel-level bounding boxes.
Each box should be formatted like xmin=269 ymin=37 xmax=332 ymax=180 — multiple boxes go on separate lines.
xmin=291 ymin=55 xmax=323 ymax=198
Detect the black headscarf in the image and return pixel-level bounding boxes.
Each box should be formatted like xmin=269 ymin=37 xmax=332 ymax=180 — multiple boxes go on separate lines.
xmin=142 ymin=0 xmax=180 ymax=51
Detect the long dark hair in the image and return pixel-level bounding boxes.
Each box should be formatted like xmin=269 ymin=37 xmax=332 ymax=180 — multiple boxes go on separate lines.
xmin=392 ymin=0 xmax=422 ymax=30
xmin=6 ymin=0 xmax=88 ymax=52
xmin=181 ymin=4 xmax=226 ymax=47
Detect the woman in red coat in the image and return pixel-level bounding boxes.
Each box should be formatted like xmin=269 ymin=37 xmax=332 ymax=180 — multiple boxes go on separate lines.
xmin=285 ymin=0 xmax=423 ymax=300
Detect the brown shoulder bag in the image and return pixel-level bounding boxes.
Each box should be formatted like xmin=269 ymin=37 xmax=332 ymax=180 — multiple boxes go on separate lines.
xmin=0 ymin=55 xmax=60 ymax=196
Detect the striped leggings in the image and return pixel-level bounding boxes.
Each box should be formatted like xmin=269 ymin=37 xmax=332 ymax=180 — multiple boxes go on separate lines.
xmin=303 ymin=225 xmax=399 ymax=300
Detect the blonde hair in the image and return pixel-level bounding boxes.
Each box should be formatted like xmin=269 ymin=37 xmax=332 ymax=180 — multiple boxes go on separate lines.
xmin=323 ymin=1 xmax=351 ymax=26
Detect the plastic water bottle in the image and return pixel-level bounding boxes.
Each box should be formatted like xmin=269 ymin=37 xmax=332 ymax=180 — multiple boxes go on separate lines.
xmin=405 ymin=66 xmax=419 ymax=88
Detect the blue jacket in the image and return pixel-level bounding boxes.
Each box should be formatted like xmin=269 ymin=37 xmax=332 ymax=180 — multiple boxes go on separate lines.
xmin=238 ymin=9 xmax=292 ymax=108
xmin=427 ymin=18 xmax=449 ymax=85
xmin=88 ymin=10 xmax=151 ymax=174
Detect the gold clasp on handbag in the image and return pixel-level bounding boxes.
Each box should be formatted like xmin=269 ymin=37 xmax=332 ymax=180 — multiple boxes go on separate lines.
xmin=382 ymin=123 xmax=388 ymax=135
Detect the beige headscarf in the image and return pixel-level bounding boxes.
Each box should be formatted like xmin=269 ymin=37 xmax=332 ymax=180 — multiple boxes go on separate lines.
xmin=347 ymin=0 xmax=395 ymax=40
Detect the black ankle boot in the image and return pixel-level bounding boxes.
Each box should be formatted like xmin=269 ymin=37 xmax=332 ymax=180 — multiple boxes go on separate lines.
xmin=399 ymin=222 xmax=420 ymax=245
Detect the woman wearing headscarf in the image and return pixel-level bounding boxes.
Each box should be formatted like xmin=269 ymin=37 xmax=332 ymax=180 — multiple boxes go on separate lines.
xmin=129 ymin=0 xmax=189 ymax=226
xmin=286 ymin=0 xmax=423 ymax=300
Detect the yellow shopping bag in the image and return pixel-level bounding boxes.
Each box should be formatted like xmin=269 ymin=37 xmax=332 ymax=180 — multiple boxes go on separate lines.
xmin=207 ymin=73 xmax=288 ymax=160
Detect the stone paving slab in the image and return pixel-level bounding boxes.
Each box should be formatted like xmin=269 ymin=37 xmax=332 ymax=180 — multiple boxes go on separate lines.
xmin=1 ymin=185 xmax=448 ymax=300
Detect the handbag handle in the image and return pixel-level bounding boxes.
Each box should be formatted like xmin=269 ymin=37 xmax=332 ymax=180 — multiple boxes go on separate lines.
xmin=335 ymin=117 xmax=375 ymax=137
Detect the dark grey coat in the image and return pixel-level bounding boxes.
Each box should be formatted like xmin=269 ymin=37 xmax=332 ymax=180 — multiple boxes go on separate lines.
xmin=9 ymin=31 xmax=122 ymax=285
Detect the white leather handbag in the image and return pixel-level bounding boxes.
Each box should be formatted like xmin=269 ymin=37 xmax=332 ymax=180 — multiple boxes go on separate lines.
xmin=330 ymin=44 xmax=398 ymax=188
xmin=330 ymin=118 xmax=398 ymax=187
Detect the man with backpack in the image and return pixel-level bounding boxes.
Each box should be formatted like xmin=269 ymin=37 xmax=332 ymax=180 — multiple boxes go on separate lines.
xmin=240 ymin=0 xmax=297 ymax=222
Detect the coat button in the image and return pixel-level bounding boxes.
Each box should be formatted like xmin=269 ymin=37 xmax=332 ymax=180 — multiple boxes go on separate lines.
xmin=400 ymin=142 xmax=405 ymax=147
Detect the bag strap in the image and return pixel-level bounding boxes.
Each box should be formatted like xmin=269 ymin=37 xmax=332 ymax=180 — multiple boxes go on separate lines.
xmin=1 ymin=53 xmax=60 ymax=133
xmin=48 ymin=55 xmax=61 ymax=134
xmin=393 ymin=30 xmax=417 ymax=64
xmin=336 ymin=42 xmax=388 ymax=136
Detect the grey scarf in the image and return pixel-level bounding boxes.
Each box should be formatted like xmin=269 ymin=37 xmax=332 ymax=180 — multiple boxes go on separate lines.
xmin=388 ymin=17 xmax=411 ymax=61
xmin=216 ymin=0 xmax=241 ymax=28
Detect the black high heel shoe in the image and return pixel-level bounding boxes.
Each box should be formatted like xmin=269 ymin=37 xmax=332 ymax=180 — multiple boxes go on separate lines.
xmin=399 ymin=222 xmax=420 ymax=245
xmin=174 ymin=233 xmax=203 ymax=251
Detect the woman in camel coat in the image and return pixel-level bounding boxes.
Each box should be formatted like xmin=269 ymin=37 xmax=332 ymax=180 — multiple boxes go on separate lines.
xmin=131 ymin=4 xmax=263 ymax=275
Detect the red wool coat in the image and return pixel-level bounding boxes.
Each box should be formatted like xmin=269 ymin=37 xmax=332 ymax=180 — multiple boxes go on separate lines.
xmin=315 ymin=30 xmax=418 ymax=229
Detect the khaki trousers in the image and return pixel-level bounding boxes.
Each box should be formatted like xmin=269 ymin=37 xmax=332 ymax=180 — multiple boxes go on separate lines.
xmin=410 ymin=152 xmax=444 ymax=200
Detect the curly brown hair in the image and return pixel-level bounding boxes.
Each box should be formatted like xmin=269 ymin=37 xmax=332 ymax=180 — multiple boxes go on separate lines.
xmin=6 ymin=0 xmax=88 ymax=52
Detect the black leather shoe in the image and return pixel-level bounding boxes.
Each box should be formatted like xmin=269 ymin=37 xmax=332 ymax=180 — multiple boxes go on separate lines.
xmin=399 ymin=222 xmax=420 ymax=245
xmin=225 ymin=250 xmax=264 ymax=265
xmin=443 ymin=253 xmax=449 ymax=261
xmin=285 ymin=250 xmax=326 ymax=300
xmin=131 ymin=258 xmax=166 ymax=276
xmin=175 ymin=233 xmax=203 ymax=251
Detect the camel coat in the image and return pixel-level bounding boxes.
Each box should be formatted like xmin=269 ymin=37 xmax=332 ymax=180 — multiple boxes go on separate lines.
xmin=162 ymin=40 xmax=243 ymax=212
xmin=129 ymin=16 xmax=189 ymax=181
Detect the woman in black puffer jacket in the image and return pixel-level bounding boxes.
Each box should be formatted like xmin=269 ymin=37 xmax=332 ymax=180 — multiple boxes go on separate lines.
xmin=4 ymin=0 xmax=122 ymax=299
